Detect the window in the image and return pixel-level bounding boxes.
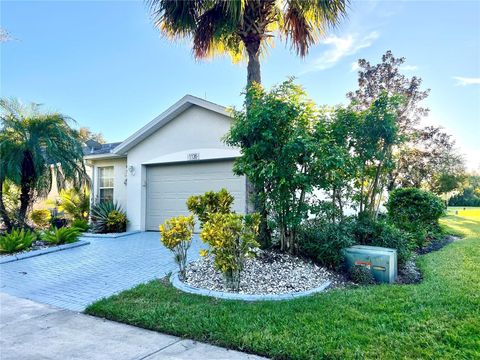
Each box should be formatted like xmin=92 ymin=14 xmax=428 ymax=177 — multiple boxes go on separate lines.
xmin=98 ymin=166 xmax=114 ymax=203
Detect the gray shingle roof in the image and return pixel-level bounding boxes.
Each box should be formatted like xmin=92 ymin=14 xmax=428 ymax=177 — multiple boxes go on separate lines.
xmin=83 ymin=142 xmax=123 ymax=156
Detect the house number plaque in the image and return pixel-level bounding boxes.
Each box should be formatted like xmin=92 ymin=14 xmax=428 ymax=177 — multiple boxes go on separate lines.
xmin=187 ymin=153 xmax=200 ymax=160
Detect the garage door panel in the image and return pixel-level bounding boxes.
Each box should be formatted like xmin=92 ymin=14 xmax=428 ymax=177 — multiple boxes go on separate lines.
xmin=146 ymin=161 xmax=245 ymax=231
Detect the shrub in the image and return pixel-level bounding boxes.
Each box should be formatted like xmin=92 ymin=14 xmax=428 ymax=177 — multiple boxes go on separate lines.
xmin=30 ymin=209 xmax=51 ymax=229
xmin=0 ymin=228 xmax=36 ymax=254
xmin=71 ymin=218 xmax=89 ymax=232
xmin=386 ymin=188 xmax=445 ymax=247
xmin=349 ymin=265 xmax=375 ymax=285
xmin=298 ymin=218 xmax=355 ymax=270
xmin=352 ymin=216 xmax=412 ymax=266
xmin=41 ymin=227 xmax=80 ymax=245
xmin=91 ymin=202 xmax=127 ymax=233
xmin=159 ymin=215 xmax=195 ymax=280
xmin=200 ymin=213 xmax=260 ymax=291
xmin=186 ymin=188 xmax=234 ymax=227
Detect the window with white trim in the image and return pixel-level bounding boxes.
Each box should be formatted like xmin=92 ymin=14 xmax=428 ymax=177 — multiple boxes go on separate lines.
xmin=98 ymin=166 xmax=114 ymax=203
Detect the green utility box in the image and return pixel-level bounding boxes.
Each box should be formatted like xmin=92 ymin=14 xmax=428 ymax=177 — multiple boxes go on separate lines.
xmin=343 ymin=245 xmax=397 ymax=283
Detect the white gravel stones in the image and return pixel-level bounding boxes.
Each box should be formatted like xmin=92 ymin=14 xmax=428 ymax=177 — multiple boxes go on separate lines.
xmin=184 ymin=250 xmax=345 ymax=295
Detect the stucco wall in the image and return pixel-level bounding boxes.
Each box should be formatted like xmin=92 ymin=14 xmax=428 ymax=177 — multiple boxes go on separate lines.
xmin=90 ymin=158 xmax=128 ymax=212
xmin=125 ymin=105 xmax=239 ymax=231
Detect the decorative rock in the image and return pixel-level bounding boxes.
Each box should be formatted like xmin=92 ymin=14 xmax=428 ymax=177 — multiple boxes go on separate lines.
xmin=183 ymin=250 xmax=348 ymax=295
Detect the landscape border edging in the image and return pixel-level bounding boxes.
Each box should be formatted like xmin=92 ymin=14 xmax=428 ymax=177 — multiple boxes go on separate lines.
xmin=0 ymin=240 xmax=90 ymax=264
xmin=80 ymin=231 xmax=141 ymax=239
xmin=170 ymin=272 xmax=332 ymax=301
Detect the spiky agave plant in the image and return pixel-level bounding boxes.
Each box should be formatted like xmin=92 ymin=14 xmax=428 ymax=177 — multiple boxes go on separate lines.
xmin=90 ymin=201 xmax=127 ymax=234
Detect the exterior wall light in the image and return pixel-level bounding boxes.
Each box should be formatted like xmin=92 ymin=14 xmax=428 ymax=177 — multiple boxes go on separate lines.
xmin=128 ymin=165 xmax=135 ymax=176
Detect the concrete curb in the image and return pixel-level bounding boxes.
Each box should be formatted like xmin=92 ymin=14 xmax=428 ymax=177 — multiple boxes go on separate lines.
xmin=0 ymin=240 xmax=90 ymax=264
xmin=170 ymin=272 xmax=331 ymax=301
xmin=80 ymin=231 xmax=141 ymax=239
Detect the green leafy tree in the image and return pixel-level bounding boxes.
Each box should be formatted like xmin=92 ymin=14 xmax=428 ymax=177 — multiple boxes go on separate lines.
xmin=78 ymin=127 xmax=106 ymax=144
xmin=226 ymin=80 xmax=348 ymax=252
xmin=391 ymin=126 xmax=466 ymax=193
xmin=350 ymin=93 xmax=405 ymax=219
xmin=348 ymin=51 xmax=465 ymax=195
xmin=0 ymin=99 xmax=88 ymax=230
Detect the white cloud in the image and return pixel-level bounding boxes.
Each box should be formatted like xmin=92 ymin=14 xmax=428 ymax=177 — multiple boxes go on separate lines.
xmin=302 ymin=31 xmax=380 ymax=74
xmin=351 ymin=61 xmax=360 ymax=72
xmin=399 ymin=65 xmax=418 ymax=71
xmin=453 ymin=76 xmax=480 ymax=86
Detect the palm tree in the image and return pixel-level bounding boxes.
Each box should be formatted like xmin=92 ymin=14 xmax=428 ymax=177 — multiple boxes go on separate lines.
xmin=0 ymin=99 xmax=88 ymax=230
xmin=147 ymin=0 xmax=349 ymax=85
xmin=147 ymin=0 xmax=349 ymax=246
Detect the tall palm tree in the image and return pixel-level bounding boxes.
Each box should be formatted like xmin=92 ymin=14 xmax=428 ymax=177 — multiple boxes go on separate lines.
xmin=0 ymin=99 xmax=88 ymax=230
xmin=148 ymin=0 xmax=349 ymax=85
xmin=147 ymin=0 xmax=349 ymax=246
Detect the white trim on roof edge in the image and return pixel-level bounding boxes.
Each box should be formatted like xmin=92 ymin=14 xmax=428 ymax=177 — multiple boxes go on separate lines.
xmin=113 ymin=95 xmax=229 ymax=155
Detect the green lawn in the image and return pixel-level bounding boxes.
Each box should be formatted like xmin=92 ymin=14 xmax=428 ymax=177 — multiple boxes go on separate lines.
xmin=86 ymin=211 xmax=480 ymax=359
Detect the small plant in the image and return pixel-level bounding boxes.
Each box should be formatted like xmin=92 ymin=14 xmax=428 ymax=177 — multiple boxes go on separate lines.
xmin=91 ymin=202 xmax=127 ymax=233
xmin=0 ymin=228 xmax=36 ymax=254
xmin=52 ymin=188 xmax=90 ymax=221
xmin=41 ymin=227 xmax=80 ymax=245
xmin=349 ymin=265 xmax=375 ymax=285
xmin=71 ymin=218 xmax=89 ymax=232
xmin=186 ymin=188 xmax=234 ymax=227
xmin=30 ymin=209 xmax=51 ymax=229
xmin=159 ymin=215 xmax=195 ymax=280
xmin=200 ymin=213 xmax=260 ymax=291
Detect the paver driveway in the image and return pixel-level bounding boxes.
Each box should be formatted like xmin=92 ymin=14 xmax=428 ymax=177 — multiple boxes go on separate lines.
xmin=0 ymin=232 xmax=202 ymax=311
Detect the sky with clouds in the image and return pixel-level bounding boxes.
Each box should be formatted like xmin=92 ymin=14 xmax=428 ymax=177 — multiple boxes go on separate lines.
xmin=2 ymin=0 xmax=479 ymax=170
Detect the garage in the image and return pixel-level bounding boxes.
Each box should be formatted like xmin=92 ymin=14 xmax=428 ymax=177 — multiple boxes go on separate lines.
xmin=145 ymin=160 xmax=246 ymax=231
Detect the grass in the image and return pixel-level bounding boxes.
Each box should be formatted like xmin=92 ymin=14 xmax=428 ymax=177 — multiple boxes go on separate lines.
xmin=86 ymin=211 xmax=480 ymax=359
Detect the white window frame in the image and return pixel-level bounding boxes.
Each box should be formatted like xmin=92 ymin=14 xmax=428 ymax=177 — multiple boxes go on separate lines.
xmin=97 ymin=166 xmax=114 ymax=203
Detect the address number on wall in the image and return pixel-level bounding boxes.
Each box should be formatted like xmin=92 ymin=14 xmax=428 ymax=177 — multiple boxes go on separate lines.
xmin=187 ymin=153 xmax=200 ymax=160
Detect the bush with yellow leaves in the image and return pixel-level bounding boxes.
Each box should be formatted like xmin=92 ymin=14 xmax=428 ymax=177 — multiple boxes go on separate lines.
xmin=159 ymin=215 xmax=195 ymax=279
xmin=186 ymin=188 xmax=234 ymax=227
xmin=200 ymin=212 xmax=260 ymax=291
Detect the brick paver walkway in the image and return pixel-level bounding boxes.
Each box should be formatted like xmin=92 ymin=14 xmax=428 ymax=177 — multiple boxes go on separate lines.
xmin=0 ymin=232 xmax=202 ymax=311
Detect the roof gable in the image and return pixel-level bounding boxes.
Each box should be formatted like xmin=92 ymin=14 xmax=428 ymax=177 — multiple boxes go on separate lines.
xmin=113 ymin=95 xmax=229 ymax=155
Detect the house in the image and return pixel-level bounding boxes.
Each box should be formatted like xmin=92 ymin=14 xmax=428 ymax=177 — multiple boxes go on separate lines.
xmin=83 ymin=95 xmax=247 ymax=231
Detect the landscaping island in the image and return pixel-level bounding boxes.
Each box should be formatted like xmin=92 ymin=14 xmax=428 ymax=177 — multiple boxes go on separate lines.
xmin=86 ymin=210 xmax=480 ymax=359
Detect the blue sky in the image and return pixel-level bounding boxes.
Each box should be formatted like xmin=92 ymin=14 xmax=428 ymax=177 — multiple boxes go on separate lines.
xmin=1 ymin=0 xmax=479 ymax=170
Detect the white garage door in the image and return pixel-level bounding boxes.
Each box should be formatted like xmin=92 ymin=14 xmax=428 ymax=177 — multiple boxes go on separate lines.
xmin=146 ymin=160 xmax=246 ymax=231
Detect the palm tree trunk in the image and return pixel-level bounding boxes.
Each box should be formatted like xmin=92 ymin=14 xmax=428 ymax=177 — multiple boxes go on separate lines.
xmin=245 ymin=38 xmax=270 ymax=247
xmin=18 ymin=151 xmax=35 ymax=228
xmin=0 ymin=179 xmax=12 ymax=231
xmin=246 ymin=39 xmax=261 ymax=85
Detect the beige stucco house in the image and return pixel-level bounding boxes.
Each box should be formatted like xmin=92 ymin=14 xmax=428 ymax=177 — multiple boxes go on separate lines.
xmin=84 ymin=95 xmax=247 ymax=231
